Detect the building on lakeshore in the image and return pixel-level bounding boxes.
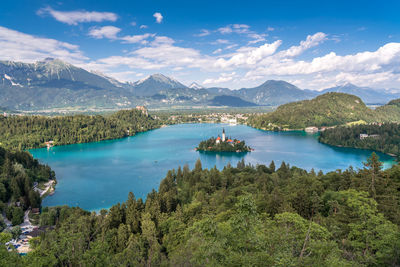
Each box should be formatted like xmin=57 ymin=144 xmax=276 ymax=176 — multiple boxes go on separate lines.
xmin=360 ymin=134 xmax=380 ymax=139
xmin=305 ymin=127 xmax=319 ymax=133
xmin=45 ymin=141 xmax=54 ymax=149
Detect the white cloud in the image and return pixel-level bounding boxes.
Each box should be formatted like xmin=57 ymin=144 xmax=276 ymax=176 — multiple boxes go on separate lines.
xmin=247 ymin=33 xmax=267 ymax=44
xmin=244 ymin=40 xmax=400 ymax=89
xmin=213 ymin=48 xmax=223 ymax=54
xmin=130 ymin=22 xmax=137 ymax=26
xmin=153 ymin=12 xmax=163 ymax=23
xmin=121 ymin=33 xmax=155 ymax=44
xmin=267 ymin=27 xmax=275 ymax=31
xmin=212 ymin=39 xmax=230 ymax=44
xmin=278 ymin=32 xmax=327 ymax=57
xmin=88 ymin=26 xmax=121 ymax=39
xmin=77 ymin=29 xmax=400 ymax=90
xmin=203 ymin=72 xmax=236 ymax=85
xmin=37 ymin=7 xmax=117 ymax=25
xmin=151 ymin=36 xmax=175 ymax=45
xmin=195 ymin=29 xmax=211 ymax=37
xmin=87 ymin=26 xmax=155 ymax=44
xmin=214 ymin=40 xmax=282 ymax=68
xmin=249 ymin=42 xmax=400 ymax=77
xmin=0 ymin=26 xmax=86 ymax=63
xmin=216 ymin=24 xmax=268 ymax=46
xmin=217 ymin=26 xmax=233 ymax=34
xmin=140 ymin=25 xmax=148 ymax=29
xmin=217 ymin=24 xmax=250 ymax=35
xmin=226 ymin=44 xmax=238 ymax=50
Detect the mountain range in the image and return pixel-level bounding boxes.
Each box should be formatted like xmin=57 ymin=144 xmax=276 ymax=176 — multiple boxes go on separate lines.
xmin=0 ymin=58 xmax=398 ymax=111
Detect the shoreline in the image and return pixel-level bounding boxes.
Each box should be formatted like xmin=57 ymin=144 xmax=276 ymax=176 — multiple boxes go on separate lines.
xmin=317 ymin=140 xmax=398 ymax=160
xmin=249 ymin=124 xmax=398 ymax=160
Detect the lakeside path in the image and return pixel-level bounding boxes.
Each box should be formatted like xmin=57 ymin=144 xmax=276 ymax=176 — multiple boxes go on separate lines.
xmin=34 ymin=180 xmax=55 ymax=197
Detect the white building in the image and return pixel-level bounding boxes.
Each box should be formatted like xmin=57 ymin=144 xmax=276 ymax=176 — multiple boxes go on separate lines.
xmin=305 ymin=127 xmax=318 ymax=133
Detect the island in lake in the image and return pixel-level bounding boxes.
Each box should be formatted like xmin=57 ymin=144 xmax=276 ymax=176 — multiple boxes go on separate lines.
xmin=196 ymin=128 xmax=252 ymax=152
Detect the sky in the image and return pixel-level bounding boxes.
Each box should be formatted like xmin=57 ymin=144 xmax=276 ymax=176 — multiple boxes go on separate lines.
xmin=1 ymin=0 xmax=400 ymax=90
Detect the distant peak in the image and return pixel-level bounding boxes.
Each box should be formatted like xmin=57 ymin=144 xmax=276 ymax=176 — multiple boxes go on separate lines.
xmin=150 ymin=73 xmax=167 ymax=78
xmin=189 ymin=82 xmax=204 ymax=89
xmin=261 ymin=80 xmax=292 ymax=86
xmin=135 ymin=73 xmax=183 ymax=87
xmin=340 ymin=82 xmax=357 ymax=88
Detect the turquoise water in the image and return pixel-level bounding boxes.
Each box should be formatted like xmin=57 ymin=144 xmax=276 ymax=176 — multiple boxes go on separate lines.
xmin=30 ymin=123 xmax=395 ymax=211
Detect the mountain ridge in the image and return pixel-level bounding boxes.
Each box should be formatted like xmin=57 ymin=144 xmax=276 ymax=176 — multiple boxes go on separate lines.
xmin=1 ymin=58 xmax=399 ymax=110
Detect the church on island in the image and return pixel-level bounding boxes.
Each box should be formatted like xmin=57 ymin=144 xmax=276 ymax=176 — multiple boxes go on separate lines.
xmin=196 ymin=128 xmax=251 ymax=153
xmin=215 ymin=128 xmax=239 ymax=145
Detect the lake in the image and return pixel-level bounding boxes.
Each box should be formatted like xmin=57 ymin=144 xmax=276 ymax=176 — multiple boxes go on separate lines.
xmin=30 ymin=123 xmax=395 ymax=211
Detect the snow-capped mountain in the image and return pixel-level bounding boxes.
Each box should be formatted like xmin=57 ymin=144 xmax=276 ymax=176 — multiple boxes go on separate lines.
xmin=189 ymin=82 xmax=204 ymax=90
xmin=132 ymin=73 xmax=187 ymax=96
xmin=1 ymin=58 xmax=398 ymax=111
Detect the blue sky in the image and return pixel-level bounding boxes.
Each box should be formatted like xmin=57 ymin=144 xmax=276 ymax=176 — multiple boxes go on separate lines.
xmin=1 ymin=0 xmax=400 ymax=90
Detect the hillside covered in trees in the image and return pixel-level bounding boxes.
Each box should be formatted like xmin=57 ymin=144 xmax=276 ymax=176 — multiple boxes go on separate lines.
xmin=375 ymin=99 xmax=400 ymax=122
xmin=319 ymin=123 xmax=400 ymax=158
xmin=0 ymin=147 xmax=54 ymax=227
xmin=2 ymin=155 xmax=399 ymax=266
xmin=0 ymin=109 xmax=160 ymax=150
xmin=247 ymin=93 xmax=400 ymax=130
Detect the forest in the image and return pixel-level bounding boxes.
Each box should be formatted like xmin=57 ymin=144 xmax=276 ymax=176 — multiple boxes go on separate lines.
xmin=1 ymin=154 xmax=399 ymax=266
xmin=247 ymin=93 xmax=400 ymax=130
xmin=0 ymin=147 xmax=54 ymax=227
xmin=0 ymin=109 xmax=160 ymax=150
xmin=196 ymin=137 xmax=251 ymax=152
xmin=319 ymin=123 xmax=400 ymax=158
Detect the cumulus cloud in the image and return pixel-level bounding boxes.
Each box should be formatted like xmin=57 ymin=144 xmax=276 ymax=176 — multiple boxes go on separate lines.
xmin=121 ymin=33 xmax=156 ymax=44
xmin=153 ymin=12 xmax=163 ymax=23
xmin=140 ymin=25 xmax=148 ymax=29
xmin=243 ymin=40 xmax=400 ymax=89
xmin=88 ymin=26 xmax=121 ymax=39
xmin=80 ymin=29 xmax=400 ymax=90
xmin=0 ymin=26 xmax=86 ymax=63
xmin=37 ymin=7 xmax=117 ymax=25
xmin=214 ymin=40 xmax=282 ymax=68
xmin=203 ymin=72 xmax=236 ymax=84
xmin=278 ymin=32 xmax=327 ymax=58
xmin=87 ymin=26 xmax=155 ymax=44
xmin=248 ymin=42 xmax=400 ymax=77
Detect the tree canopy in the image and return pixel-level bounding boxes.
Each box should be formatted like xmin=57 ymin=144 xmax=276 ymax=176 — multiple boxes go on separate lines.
xmin=3 ymin=154 xmax=400 ymax=266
